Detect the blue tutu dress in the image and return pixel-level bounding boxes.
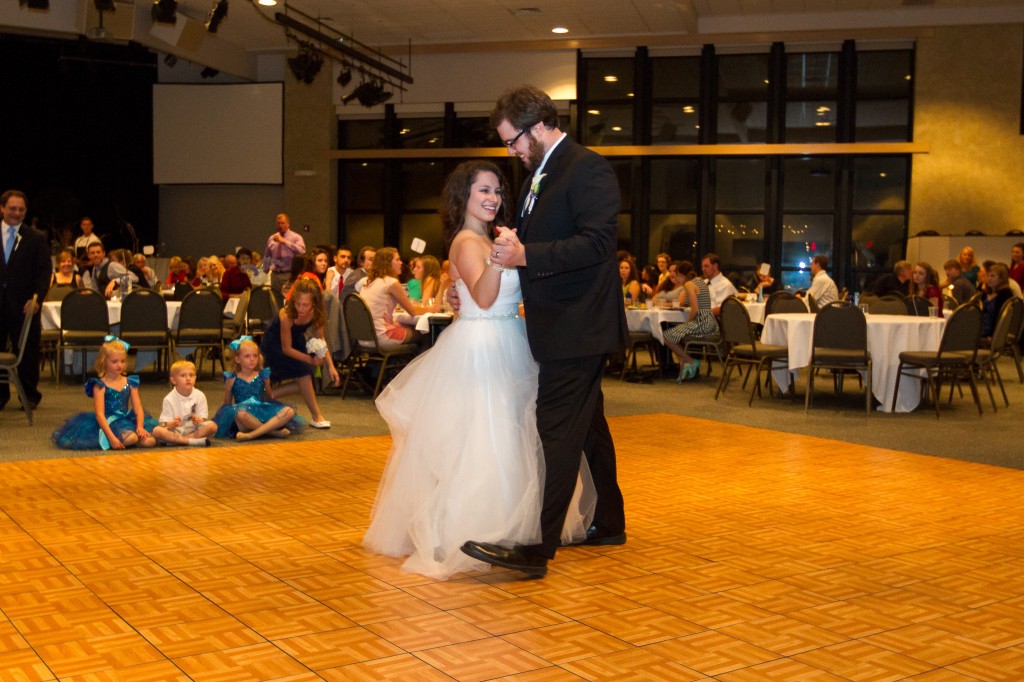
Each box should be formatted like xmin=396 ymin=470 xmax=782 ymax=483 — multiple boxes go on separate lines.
xmin=212 ymin=368 xmax=304 ymax=437
xmin=52 ymin=376 xmax=158 ymax=450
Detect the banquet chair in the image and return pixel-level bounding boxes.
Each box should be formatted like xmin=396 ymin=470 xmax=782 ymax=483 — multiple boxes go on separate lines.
xmin=681 ymin=316 xmax=725 ymax=377
xmin=0 ymin=295 xmax=38 ymax=425
xmin=970 ymin=297 xmax=1017 ymax=411
xmin=805 ymin=302 xmax=872 ymax=414
xmin=340 ymin=293 xmax=417 ymax=399
xmin=40 ymin=284 xmax=75 ymax=380
xmin=119 ymin=288 xmax=170 ymax=374
xmin=942 ymin=293 xmax=959 ymax=311
xmin=806 ymin=293 xmax=819 ymax=313
xmin=244 ymin=286 xmax=279 ymax=342
xmin=621 ymin=331 xmax=658 ymax=380
xmin=905 ymin=296 xmax=932 ymax=316
xmin=857 ymin=292 xmax=880 ymax=313
xmin=765 ymin=291 xmax=804 ymax=317
xmin=175 ymin=289 xmax=224 ymax=379
xmin=715 ymin=296 xmax=789 ymax=406
xmin=872 ymin=296 xmax=909 ymax=316
xmin=57 ymin=288 xmax=111 ymax=385
xmin=1001 ymin=296 xmax=1024 ymax=383
xmin=891 ymin=303 xmax=982 ymax=418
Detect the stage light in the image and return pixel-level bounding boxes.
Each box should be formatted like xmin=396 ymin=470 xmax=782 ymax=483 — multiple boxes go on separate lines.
xmin=151 ymin=0 xmax=177 ymax=24
xmin=337 ymin=65 xmax=352 ymax=87
xmin=205 ymin=0 xmax=227 ymax=33
xmin=341 ymin=79 xmax=392 ymax=107
xmin=201 ymin=67 xmax=219 ymax=78
xmin=287 ymin=47 xmax=323 ymax=84
xmin=164 ymin=54 xmax=177 ymax=67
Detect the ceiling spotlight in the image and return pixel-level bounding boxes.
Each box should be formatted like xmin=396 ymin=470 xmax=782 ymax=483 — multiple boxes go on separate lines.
xmin=287 ymin=46 xmax=323 ymax=84
xmin=258 ymin=0 xmax=276 ymax=4
xmin=337 ymin=66 xmax=352 ymax=87
xmin=93 ymin=0 xmax=116 ymax=10
xmin=19 ymin=0 xmax=50 ymax=8
xmin=151 ymin=0 xmax=177 ymax=24
xmin=164 ymin=53 xmax=177 ymax=67
xmin=341 ymin=79 xmax=392 ymax=107
xmin=201 ymin=67 xmax=219 ymax=78
xmin=205 ymin=0 xmax=228 ymax=33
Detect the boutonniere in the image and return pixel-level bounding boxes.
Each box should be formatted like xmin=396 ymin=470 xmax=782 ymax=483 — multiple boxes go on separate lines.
xmin=530 ymin=173 xmax=547 ymax=197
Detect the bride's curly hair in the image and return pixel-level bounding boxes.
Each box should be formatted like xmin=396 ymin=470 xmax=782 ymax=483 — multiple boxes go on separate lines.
xmin=440 ymin=160 xmax=510 ymax=247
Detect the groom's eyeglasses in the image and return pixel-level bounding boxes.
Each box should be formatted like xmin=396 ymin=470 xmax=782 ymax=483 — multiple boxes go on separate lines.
xmin=503 ymin=128 xmax=529 ymax=149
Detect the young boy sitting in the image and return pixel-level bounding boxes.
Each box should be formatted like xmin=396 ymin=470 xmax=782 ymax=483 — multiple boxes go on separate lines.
xmin=152 ymin=360 xmax=217 ymax=447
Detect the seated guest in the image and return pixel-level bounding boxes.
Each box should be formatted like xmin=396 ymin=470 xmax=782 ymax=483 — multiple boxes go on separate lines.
xmin=910 ymin=261 xmax=941 ymax=309
xmin=798 ymin=255 xmax=839 ymax=308
xmin=752 ymin=267 xmax=780 ymax=299
xmin=980 ymin=260 xmax=1023 ymax=298
xmin=1010 ymin=243 xmax=1024 ymax=290
xmin=619 ymin=256 xmax=641 ymax=303
xmin=165 ymin=256 xmax=190 ymax=286
xmin=867 ymin=260 xmax=912 ymax=297
xmin=359 ymin=247 xmax=438 ymax=349
xmin=654 ymin=261 xmax=685 ymax=302
xmin=191 ymin=257 xmax=210 ymax=288
xmin=702 ymin=252 xmax=738 ymax=316
xmin=982 ymin=263 xmax=1015 ymax=341
xmin=82 ymin=243 xmax=112 ymax=294
xmin=219 ymin=253 xmax=251 ymax=301
xmin=663 ymin=261 xmax=717 ymax=381
xmin=244 ymin=250 xmax=269 ymax=287
xmin=940 ymin=259 xmax=975 ymax=305
xmin=103 ymin=249 xmax=139 ymax=299
xmin=406 ymin=256 xmax=423 ymax=300
xmin=655 ymin=252 xmax=671 ymax=286
xmin=416 ymin=255 xmax=445 ymax=303
xmin=50 ymin=248 xmax=83 ymax=289
xmin=959 ymin=246 xmax=980 ymax=286
xmin=206 ymin=255 xmax=225 ymax=286
xmin=132 ymin=253 xmax=158 ymax=289
xmin=324 ymin=245 xmax=352 ymax=298
xmin=285 ymin=248 xmax=329 ymax=301
xmin=340 ymin=245 xmax=376 ymax=301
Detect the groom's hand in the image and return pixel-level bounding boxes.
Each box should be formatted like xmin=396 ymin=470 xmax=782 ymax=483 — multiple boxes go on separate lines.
xmin=492 ymin=227 xmax=526 ymax=268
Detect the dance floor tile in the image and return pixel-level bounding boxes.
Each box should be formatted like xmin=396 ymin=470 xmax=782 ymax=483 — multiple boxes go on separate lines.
xmin=412 ymin=637 xmax=550 ymax=681
xmin=4 ymin=414 xmax=1024 ymax=678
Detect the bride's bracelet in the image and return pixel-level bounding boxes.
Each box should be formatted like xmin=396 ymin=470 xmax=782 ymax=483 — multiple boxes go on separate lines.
xmin=485 ymin=257 xmax=505 ymax=272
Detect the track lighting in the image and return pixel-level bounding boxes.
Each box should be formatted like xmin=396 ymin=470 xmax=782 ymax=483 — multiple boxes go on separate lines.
xmin=205 ymin=0 xmax=228 ymax=33
xmin=151 ymin=0 xmax=177 ymax=24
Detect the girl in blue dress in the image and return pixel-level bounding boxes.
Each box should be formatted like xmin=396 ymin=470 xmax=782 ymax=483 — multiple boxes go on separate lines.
xmin=213 ymin=337 xmax=303 ymax=440
xmin=52 ymin=336 xmax=158 ymax=450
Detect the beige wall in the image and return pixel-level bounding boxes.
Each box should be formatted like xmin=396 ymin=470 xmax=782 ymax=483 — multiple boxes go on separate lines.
xmin=912 ymin=24 xmax=1024 ymax=235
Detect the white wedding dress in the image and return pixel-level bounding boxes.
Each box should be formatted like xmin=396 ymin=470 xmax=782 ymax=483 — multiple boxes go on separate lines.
xmin=363 ymin=270 xmax=595 ymax=580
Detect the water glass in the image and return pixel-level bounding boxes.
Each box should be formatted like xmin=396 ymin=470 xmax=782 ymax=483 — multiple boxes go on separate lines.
xmin=859 ymin=303 xmax=870 ymax=316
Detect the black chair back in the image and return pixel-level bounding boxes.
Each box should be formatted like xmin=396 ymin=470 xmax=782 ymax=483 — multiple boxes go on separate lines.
xmin=906 ymin=296 xmax=931 ymax=316
xmin=245 ymin=286 xmax=279 ymax=335
xmin=813 ymin=301 xmax=867 ymax=355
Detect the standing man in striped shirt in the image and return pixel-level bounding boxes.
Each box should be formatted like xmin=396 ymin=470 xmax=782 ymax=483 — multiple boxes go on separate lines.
xmin=262 ymin=212 xmax=305 ymax=302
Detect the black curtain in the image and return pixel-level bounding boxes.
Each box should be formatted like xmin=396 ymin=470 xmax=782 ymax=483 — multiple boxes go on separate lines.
xmin=0 ymin=34 xmax=158 ymax=252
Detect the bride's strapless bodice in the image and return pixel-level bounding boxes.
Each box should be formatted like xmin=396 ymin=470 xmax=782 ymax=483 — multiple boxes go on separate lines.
xmin=455 ymin=269 xmax=521 ymax=318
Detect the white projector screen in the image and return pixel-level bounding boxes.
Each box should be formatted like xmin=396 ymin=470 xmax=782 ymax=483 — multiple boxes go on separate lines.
xmin=153 ymin=82 xmax=283 ymax=185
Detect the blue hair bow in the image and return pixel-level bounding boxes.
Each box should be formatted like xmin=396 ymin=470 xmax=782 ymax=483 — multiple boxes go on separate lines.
xmin=103 ymin=334 xmax=131 ymax=351
xmin=229 ymin=335 xmax=254 ymax=351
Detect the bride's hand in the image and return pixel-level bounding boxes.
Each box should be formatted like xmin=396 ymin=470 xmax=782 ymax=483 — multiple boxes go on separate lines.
xmin=447 ymin=281 xmax=462 ymax=313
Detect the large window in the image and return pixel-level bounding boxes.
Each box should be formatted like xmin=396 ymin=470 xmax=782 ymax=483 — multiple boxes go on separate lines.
xmin=785 ymin=51 xmax=839 ymax=143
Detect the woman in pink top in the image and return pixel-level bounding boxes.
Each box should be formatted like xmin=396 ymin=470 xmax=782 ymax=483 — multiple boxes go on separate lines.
xmin=359 ymin=247 xmax=438 ymax=349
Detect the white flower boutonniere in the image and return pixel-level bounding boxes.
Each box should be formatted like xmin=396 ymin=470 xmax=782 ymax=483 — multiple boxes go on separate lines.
xmin=531 ymin=173 xmax=547 ymax=197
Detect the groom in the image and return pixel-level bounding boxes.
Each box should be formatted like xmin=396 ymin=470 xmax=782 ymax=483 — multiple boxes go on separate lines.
xmin=461 ymin=85 xmax=628 ymax=578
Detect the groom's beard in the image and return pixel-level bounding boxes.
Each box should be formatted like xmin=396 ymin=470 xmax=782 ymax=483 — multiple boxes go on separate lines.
xmin=522 ymin=137 xmax=545 ymax=171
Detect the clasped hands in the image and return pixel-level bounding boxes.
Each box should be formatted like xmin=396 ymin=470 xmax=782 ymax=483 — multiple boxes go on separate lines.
xmin=490 ymin=226 xmax=525 ymax=269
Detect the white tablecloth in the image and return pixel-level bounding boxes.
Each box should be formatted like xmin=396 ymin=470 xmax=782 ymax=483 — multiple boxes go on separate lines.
xmin=625 ymin=307 xmax=688 ymax=344
xmin=761 ymin=312 xmax=946 ymax=413
xmin=42 ymin=300 xmax=182 ymax=332
xmin=395 ymin=311 xmax=455 ymax=334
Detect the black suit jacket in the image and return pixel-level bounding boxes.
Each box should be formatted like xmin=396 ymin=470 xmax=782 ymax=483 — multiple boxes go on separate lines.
xmin=0 ymin=223 xmax=51 ymax=312
xmin=515 ymin=136 xmax=628 ymax=362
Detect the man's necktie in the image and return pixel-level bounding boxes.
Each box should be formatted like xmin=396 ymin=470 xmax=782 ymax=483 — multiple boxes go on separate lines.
xmin=3 ymin=226 xmax=15 ymax=263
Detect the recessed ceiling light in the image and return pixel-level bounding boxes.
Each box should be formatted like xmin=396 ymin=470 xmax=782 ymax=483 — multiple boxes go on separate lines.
xmin=604 ymin=75 xmax=618 ymax=82
xmin=258 ymin=0 xmax=277 ymax=5
xmin=611 ymin=126 xmax=622 ymax=132
xmin=551 ymin=26 xmax=568 ymax=34
xmin=587 ymin=109 xmax=600 ymax=115
xmin=904 ymin=74 xmax=912 ymax=80
xmin=627 ymin=92 xmax=634 ymax=97
xmin=682 ymin=105 xmax=695 ymax=113
xmin=880 ymin=172 xmax=888 ymax=177
xmin=815 ymin=121 xmax=831 ymax=127
xmin=816 ymin=106 xmax=831 ymax=113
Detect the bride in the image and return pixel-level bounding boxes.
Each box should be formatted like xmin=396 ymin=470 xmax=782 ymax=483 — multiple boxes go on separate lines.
xmin=363 ymin=160 xmax=594 ymax=580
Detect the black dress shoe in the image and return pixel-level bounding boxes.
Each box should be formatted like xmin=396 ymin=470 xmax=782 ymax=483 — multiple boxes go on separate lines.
xmin=460 ymin=541 xmax=547 ymax=578
xmin=565 ymin=525 xmax=627 ymax=547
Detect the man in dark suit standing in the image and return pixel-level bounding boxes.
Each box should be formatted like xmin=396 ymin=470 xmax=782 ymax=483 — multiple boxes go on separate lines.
xmin=462 ymin=85 xmax=628 ymax=578
xmin=0 ymin=190 xmax=51 ymax=411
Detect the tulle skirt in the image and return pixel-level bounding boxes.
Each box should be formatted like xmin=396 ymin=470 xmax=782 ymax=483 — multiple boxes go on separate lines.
xmin=212 ymin=398 xmax=305 ymax=438
xmin=52 ymin=411 xmax=159 ymax=450
xmin=363 ymin=314 xmax=594 ymax=580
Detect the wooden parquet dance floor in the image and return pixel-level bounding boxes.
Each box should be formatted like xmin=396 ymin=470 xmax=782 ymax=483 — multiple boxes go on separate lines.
xmin=3 ymin=414 xmax=1024 ymax=681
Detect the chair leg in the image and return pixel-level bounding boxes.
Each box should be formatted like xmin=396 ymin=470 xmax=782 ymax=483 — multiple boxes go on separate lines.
xmin=373 ymin=357 xmax=389 ymax=398
xmin=994 ymin=364 xmax=1009 ymax=407
xmin=865 ymin=361 xmax=873 ymax=414
xmin=891 ymin=361 xmax=904 ymax=412
xmin=978 ymin=364 xmax=997 ymax=412
xmin=714 ymin=358 xmax=733 ymax=400
xmin=805 ymin=365 xmax=814 ymax=412
xmin=8 ymin=373 xmax=32 ymax=425
xmin=965 ymin=368 xmax=983 ymax=416
xmin=1011 ymin=345 xmax=1024 ymax=383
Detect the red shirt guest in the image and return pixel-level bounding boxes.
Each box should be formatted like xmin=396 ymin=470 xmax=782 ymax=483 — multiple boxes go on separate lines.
xmin=219 ymin=253 xmax=251 ymax=301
